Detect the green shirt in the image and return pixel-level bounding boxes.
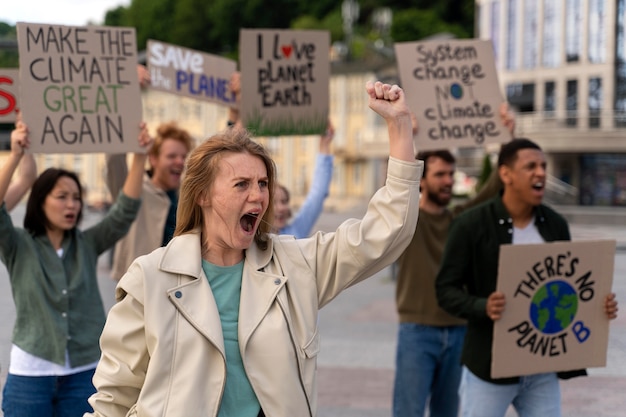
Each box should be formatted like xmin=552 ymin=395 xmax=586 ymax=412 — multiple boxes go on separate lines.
xmin=202 ymin=259 xmax=261 ymax=417
xmin=0 ymin=193 xmax=141 ymax=366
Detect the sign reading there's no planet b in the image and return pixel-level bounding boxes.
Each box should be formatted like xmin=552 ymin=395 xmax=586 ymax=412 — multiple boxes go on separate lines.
xmin=240 ymin=29 xmax=329 ymax=136
xmin=147 ymin=40 xmax=237 ymax=106
xmin=395 ymin=39 xmax=510 ymax=150
xmin=492 ymin=240 xmax=616 ymax=379
xmin=0 ymin=69 xmax=19 ymax=123
xmin=16 ymin=22 xmax=143 ymax=154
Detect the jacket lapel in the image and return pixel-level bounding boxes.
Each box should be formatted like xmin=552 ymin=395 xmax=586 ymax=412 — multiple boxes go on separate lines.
xmin=238 ymin=240 xmax=286 ymax=347
xmin=159 ymin=231 xmax=226 ymax=354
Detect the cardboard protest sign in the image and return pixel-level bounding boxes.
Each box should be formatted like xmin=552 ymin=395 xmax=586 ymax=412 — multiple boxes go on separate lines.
xmin=239 ymin=29 xmax=329 ymax=136
xmin=395 ymin=39 xmax=511 ymax=150
xmin=16 ymin=22 xmax=142 ymax=154
xmin=492 ymin=240 xmax=616 ymax=379
xmin=147 ymin=40 xmax=237 ymax=106
xmin=0 ymin=69 xmax=19 ymax=123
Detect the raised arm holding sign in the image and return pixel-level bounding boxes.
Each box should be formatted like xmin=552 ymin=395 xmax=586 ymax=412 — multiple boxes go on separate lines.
xmin=16 ymin=22 xmax=143 ymax=154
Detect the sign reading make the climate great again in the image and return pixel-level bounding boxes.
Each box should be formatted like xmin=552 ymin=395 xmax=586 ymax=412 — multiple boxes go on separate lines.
xmin=395 ymin=38 xmax=511 ymax=151
xmin=16 ymin=22 xmax=142 ymax=154
xmin=491 ymin=240 xmax=616 ymax=379
xmin=239 ymin=29 xmax=329 ymax=136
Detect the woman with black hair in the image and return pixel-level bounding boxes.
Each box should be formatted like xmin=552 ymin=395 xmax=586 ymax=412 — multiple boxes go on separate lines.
xmin=0 ymin=121 xmax=152 ymax=417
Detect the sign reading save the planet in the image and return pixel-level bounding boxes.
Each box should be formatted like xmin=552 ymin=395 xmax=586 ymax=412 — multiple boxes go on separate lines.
xmin=395 ymin=38 xmax=511 ymax=150
xmin=16 ymin=22 xmax=142 ymax=154
xmin=239 ymin=29 xmax=329 ymax=136
xmin=492 ymin=240 xmax=616 ymax=378
xmin=147 ymin=40 xmax=237 ymax=106
xmin=0 ymin=69 xmax=19 ymax=123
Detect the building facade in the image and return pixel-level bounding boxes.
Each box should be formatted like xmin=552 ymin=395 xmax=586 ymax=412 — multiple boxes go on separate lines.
xmin=477 ymin=0 xmax=626 ymax=206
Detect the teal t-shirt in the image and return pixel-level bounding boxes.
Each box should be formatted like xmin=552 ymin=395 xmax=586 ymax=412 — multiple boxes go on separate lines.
xmin=202 ymin=259 xmax=261 ymax=417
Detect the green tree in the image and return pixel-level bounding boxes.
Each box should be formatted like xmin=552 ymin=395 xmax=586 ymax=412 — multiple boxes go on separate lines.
xmin=104 ymin=6 xmax=129 ymax=27
xmin=477 ymin=153 xmax=493 ymax=191
xmin=391 ymin=8 xmax=467 ymax=42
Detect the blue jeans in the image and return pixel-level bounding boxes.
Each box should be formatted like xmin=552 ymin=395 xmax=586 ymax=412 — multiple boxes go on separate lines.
xmin=460 ymin=367 xmax=561 ymax=417
xmin=393 ymin=323 xmax=466 ymax=417
xmin=2 ymin=369 xmax=96 ymax=417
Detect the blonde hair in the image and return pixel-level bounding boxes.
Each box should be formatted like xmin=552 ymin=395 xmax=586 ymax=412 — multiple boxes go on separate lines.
xmin=175 ymin=128 xmax=276 ymax=250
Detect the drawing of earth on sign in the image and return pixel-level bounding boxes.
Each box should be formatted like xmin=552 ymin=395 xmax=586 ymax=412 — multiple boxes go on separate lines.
xmin=529 ymin=281 xmax=578 ymax=334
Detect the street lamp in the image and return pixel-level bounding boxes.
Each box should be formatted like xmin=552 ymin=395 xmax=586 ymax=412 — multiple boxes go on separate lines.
xmin=342 ymin=0 xmax=360 ymax=61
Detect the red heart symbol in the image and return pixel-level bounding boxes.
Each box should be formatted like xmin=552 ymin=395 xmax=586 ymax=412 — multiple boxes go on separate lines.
xmin=281 ymin=45 xmax=292 ymax=58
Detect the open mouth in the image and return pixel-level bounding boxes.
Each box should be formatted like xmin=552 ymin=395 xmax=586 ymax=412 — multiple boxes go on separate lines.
xmin=532 ymin=181 xmax=544 ymax=191
xmin=240 ymin=213 xmax=259 ymax=233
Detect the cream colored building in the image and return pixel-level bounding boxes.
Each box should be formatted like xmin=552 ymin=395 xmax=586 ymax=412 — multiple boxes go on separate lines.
xmin=477 ymin=0 xmax=626 ymax=206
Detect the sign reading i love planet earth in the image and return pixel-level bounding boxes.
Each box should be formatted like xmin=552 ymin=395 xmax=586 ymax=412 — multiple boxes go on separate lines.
xmin=395 ymin=38 xmax=511 ymax=150
xmin=239 ymin=29 xmax=329 ymax=136
xmin=491 ymin=240 xmax=616 ymax=378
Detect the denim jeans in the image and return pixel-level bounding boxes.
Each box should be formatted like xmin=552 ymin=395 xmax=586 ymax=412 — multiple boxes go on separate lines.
xmin=460 ymin=367 xmax=561 ymax=417
xmin=393 ymin=323 xmax=466 ymax=417
xmin=2 ymin=369 xmax=96 ymax=417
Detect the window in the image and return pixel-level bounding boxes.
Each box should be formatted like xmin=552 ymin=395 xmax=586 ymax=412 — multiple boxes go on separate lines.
xmin=588 ymin=0 xmax=607 ymax=63
xmin=615 ymin=0 xmax=626 ymax=126
xmin=506 ymin=83 xmax=535 ymax=113
xmin=565 ymin=0 xmax=583 ymax=62
xmin=505 ymin=0 xmax=517 ymax=70
xmin=566 ymin=80 xmax=578 ymax=126
xmin=588 ymin=77 xmax=602 ymax=128
xmin=543 ymin=0 xmax=562 ymax=67
xmin=490 ymin=1 xmax=501 ymax=64
xmin=523 ymin=0 xmax=538 ymax=69
xmin=544 ymin=81 xmax=556 ymax=116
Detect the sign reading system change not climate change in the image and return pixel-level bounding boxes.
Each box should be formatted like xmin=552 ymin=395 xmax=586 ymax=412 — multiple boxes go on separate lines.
xmin=492 ymin=240 xmax=616 ymax=379
xmin=395 ymin=39 xmax=510 ymax=150
xmin=16 ymin=22 xmax=142 ymax=154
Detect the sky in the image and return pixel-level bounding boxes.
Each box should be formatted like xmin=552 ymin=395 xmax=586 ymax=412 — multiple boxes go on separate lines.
xmin=4 ymin=0 xmax=131 ymax=27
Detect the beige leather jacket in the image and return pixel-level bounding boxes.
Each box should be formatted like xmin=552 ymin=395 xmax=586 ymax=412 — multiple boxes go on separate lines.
xmin=86 ymin=157 xmax=422 ymax=417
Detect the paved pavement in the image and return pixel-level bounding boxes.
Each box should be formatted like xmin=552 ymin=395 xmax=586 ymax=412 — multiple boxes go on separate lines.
xmin=1 ymin=202 xmax=626 ymax=416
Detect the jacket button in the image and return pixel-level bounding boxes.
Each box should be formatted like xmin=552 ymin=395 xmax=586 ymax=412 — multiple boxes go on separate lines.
xmin=274 ymin=278 xmax=281 ymax=285
xmin=175 ymin=291 xmax=182 ymax=298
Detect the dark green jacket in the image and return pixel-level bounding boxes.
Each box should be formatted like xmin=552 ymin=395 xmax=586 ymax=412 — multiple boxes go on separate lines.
xmin=435 ymin=194 xmax=586 ymax=384
xmin=0 ymin=193 xmax=140 ymax=366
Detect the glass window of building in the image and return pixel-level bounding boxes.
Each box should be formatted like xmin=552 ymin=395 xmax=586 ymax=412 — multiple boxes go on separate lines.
xmin=543 ymin=0 xmax=562 ymax=67
xmin=506 ymin=83 xmax=535 ymax=113
xmin=580 ymin=154 xmax=626 ymax=206
xmin=616 ymin=0 xmax=626 ymax=126
xmin=588 ymin=0 xmax=607 ymax=63
xmin=490 ymin=1 xmax=501 ymax=64
xmin=566 ymin=79 xmax=578 ymax=126
xmin=544 ymin=81 xmax=556 ymax=116
xmin=523 ymin=0 xmax=538 ymax=69
xmin=505 ymin=0 xmax=517 ymax=70
xmin=588 ymin=77 xmax=602 ymax=128
xmin=565 ymin=0 xmax=583 ymax=62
